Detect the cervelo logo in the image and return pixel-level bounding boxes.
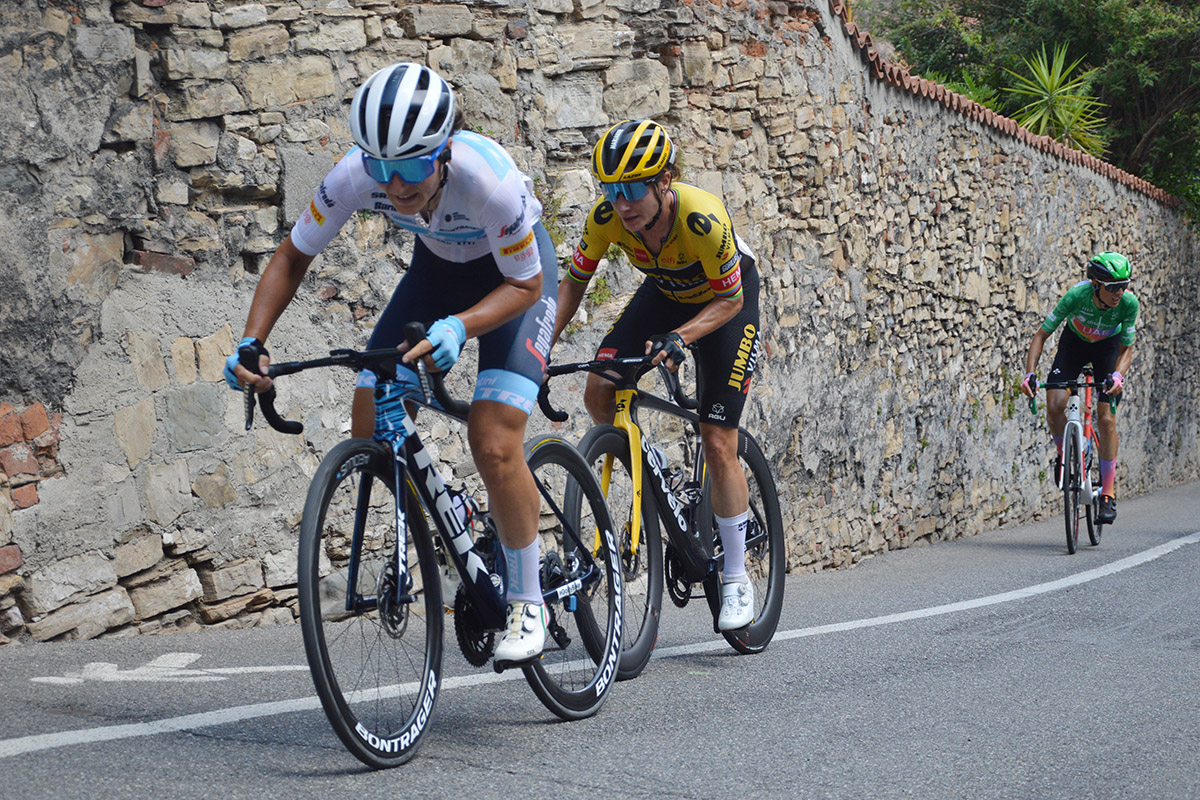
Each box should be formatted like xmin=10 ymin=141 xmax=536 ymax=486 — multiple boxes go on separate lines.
xmin=354 ymin=669 xmax=438 ymax=753
xmin=594 ymin=525 xmax=623 ymax=698
xmin=644 ymin=438 xmax=688 ymax=532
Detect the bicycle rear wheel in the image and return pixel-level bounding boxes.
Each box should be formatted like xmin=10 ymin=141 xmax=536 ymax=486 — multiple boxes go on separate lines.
xmin=703 ymin=430 xmax=786 ymax=654
xmin=298 ymin=439 xmax=443 ymax=769
xmin=579 ymin=424 xmax=663 ymax=681
xmin=521 ymin=436 xmax=622 ymax=720
xmin=1062 ymin=432 xmax=1080 ymax=554
xmin=1086 ymin=433 xmax=1102 ymax=546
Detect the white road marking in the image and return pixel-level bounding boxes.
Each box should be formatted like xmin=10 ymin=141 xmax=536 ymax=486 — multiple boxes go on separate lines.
xmin=3 ymin=531 xmax=1197 ymax=759
xmin=32 ymin=653 xmax=311 ymax=685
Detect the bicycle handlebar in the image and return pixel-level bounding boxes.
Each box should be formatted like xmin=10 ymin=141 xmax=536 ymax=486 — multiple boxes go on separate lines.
xmin=243 ymin=323 xmax=470 ymax=435
xmin=1027 ymin=379 xmax=1123 ymax=415
xmin=537 ymin=353 xmax=700 ymax=422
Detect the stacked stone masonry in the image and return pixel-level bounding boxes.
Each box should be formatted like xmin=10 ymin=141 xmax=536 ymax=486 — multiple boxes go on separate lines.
xmin=0 ymin=0 xmax=1196 ymax=643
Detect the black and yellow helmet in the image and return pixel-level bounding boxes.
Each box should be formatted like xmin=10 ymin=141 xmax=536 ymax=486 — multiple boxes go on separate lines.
xmin=591 ymin=119 xmax=675 ymax=183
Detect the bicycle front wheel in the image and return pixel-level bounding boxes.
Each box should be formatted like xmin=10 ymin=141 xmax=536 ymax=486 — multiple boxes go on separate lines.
xmin=579 ymin=424 xmax=663 ymax=681
xmin=1062 ymin=432 xmax=1080 ymax=554
xmin=298 ymin=438 xmax=443 ymax=769
xmin=705 ymin=430 xmax=786 ymax=654
xmin=521 ymin=436 xmax=623 ymax=720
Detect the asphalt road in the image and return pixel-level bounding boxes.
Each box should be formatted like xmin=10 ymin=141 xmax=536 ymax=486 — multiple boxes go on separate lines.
xmin=3 ymin=481 xmax=1199 ymax=800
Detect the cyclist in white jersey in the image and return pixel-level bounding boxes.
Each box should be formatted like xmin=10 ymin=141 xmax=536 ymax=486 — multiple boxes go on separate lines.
xmin=225 ymin=63 xmax=557 ymax=666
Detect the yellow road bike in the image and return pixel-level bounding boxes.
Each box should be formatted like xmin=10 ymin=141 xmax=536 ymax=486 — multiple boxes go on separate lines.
xmin=540 ymin=353 xmax=784 ymax=680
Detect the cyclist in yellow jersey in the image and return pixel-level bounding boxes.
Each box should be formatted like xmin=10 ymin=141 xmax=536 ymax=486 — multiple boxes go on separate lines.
xmin=551 ymin=119 xmax=763 ymax=631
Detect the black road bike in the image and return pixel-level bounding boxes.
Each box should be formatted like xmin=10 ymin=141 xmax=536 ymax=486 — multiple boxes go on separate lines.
xmin=243 ymin=323 xmax=622 ymax=768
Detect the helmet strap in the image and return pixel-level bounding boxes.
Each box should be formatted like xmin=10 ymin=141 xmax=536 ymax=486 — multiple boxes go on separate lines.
xmin=423 ymin=146 xmax=453 ymax=218
xmin=642 ymin=177 xmax=670 ymax=232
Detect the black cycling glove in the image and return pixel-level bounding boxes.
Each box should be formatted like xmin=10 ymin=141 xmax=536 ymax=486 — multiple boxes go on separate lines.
xmin=649 ymin=332 xmax=687 ymax=366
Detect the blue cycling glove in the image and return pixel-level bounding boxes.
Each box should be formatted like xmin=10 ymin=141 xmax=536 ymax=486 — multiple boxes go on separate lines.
xmin=224 ymin=337 xmax=269 ymax=390
xmin=425 ymin=316 xmax=466 ymax=371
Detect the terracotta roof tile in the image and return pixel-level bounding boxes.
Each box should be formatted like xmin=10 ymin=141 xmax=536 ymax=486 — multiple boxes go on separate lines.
xmin=824 ymin=0 xmax=1175 ymax=205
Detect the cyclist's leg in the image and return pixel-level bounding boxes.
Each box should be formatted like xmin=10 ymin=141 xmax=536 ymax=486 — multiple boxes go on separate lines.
xmin=474 ymin=223 xmax=557 ymax=663
xmin=1090 ymin=337 xmax=1122 ymax=518
xmin=693 ymin=263 xmax=762 ymax=628
xmin=1045 ymin=331 xmax=1089 ymax=471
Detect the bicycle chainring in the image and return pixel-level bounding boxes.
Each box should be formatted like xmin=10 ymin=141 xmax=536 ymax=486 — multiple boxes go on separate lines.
xmin=664 ymin=543 xmax=692 ymax=608
xmin=454 ymin=584 xmax=495 ymax=667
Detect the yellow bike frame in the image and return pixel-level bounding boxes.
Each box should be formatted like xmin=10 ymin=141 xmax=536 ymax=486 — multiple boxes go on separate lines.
xmin=596 ymin=386 xmax=645 ymax=556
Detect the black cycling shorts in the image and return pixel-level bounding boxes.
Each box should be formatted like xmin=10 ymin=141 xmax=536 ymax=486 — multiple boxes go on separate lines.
xmin=364 ymin=222 xmax=557 ymax=416
xmin=596 ymin=257 xmax=760 ymax=428
xmin=1048 ymin=331 xmax=1121 ymax=404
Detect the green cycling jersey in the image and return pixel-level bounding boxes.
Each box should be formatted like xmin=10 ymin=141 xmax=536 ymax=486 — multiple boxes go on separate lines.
xmin=1040 ymin=281 xmax=1138 ymax=346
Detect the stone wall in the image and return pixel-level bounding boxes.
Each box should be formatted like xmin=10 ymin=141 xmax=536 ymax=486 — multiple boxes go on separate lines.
xmin=1 ymin=0 xmax=1197 ymax=643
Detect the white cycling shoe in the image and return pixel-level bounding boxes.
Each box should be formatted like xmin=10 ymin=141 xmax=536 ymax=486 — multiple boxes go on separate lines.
xmin=493 ymin=601 xmax=548 ymax=669
xmin=717 ymin=579 xmax=755 ymax=631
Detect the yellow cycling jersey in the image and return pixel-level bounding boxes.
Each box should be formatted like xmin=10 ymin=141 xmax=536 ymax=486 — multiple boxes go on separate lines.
xmin=569 ymin=183 xmax=751 ymax=304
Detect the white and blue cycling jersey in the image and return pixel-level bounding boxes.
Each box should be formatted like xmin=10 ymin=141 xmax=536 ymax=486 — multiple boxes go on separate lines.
xmin=290 ymin=131 xmax=544 ymax=281
xmin=289 ymin=130 xmax=556 ymax=416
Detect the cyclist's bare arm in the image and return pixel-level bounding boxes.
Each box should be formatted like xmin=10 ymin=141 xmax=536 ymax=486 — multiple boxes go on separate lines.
xmin=648 ymin=293 xmax=743 ymax=369
xmin=1108 ymin=343 xmax=1133 ymax=395
xmin=1021 ymin=328 xmax=1054 ymax=397
xmin=235 ymin=234 xmax=316 ymax=391
xmin=551 ymin=277 xmax=589 ymax=349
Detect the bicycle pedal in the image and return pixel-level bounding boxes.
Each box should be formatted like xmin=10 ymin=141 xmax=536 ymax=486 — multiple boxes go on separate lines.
xmin=492 ymin=653 xmax=540 ymax=674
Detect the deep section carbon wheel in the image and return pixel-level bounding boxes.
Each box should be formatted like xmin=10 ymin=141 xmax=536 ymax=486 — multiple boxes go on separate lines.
xmin=298 ymin=439 xmax=443 ymax=769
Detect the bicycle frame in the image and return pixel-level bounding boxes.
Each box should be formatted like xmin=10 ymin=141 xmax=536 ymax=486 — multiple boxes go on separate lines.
xmin=258 ymin=350 xmax=605 ymax=634
xmin=1048 ymin=370 xmax=1098 ymax=503
xmin=603 ymin=385 xmax=715 ymax=580
xmin=377 ymin=406 xmax=507 ymax=628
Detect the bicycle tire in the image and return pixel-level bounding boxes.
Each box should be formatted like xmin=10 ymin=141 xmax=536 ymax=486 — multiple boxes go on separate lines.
xmin=521 ymin=436 xmax=623 ymax=720
xmin=1086 ymin=433 xmax=1103 ymax=546
xmin=1062 ymin=431 xmax=1079 ymax=554
xmin=703 ymin=430 xmax=786 ymax=654
xmin=579 ymin=424 xmax=663 ymax=681
xmin=298 ymin=438 xmax=444 ymax=769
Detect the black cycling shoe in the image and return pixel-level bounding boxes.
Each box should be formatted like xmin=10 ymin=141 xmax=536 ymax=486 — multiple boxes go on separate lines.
xmin=1097 ymin=494 xmax=1117 ymax=523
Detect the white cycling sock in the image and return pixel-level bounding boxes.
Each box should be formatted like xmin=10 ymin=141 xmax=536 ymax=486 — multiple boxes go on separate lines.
xmin=716 ymin=510 xmax=749 ymax=583
xmin=503 ymin=539 xmax=543 ymax=605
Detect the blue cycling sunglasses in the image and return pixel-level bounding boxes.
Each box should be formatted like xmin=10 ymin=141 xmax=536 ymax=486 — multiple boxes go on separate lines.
xmin=362 ymin=141 xmax=446 ymax=185
xmin=599 ymin=179 xmax=655 ymax=203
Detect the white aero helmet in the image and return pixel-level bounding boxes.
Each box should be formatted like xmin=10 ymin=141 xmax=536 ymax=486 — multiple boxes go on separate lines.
xmin=349 ymin=63 xmax=456 ymax=160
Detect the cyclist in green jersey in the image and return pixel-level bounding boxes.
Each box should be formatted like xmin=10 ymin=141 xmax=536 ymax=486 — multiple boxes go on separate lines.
xmin=1019 ymin=252 xmax=1138 ymax=523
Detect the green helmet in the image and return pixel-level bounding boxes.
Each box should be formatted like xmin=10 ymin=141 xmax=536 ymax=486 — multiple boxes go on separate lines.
xmin=1087 ymin=252 xmax=1132 ymax=282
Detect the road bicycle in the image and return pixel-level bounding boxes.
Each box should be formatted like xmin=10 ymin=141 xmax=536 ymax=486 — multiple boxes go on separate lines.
xmin=1030 ymin=365 xmax=1116 ymax=553
xmin=242 ymin=323 xmax=622 ymax=768
xmin=539 ymin=351 xmax=784 ymax=680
